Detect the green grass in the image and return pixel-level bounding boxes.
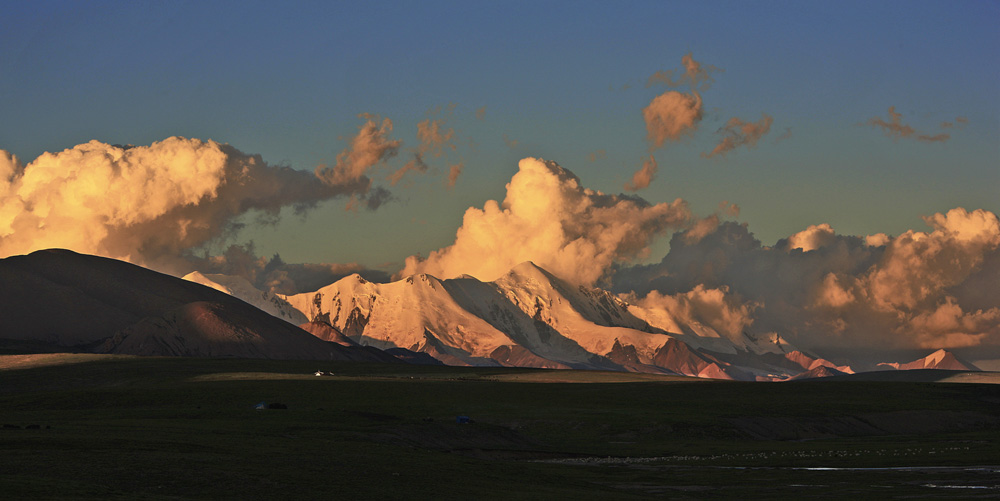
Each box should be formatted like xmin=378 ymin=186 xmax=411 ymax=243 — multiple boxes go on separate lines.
xmin=2 ymin=354 xmax=999 ymax=499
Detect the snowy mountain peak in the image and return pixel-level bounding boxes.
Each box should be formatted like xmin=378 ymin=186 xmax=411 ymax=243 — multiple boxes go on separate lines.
xmin=877 ymin=349 xmax=980 ymax=371
xmin=182 ymin=271 xmax=307 ymax=325
xmin=925 ymin=348 xmax=949 ymax=366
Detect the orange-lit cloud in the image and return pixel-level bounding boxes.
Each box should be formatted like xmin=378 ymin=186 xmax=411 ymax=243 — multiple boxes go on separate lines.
xmin=446 ymin=162 xmax=464 ymax=189
xmin=862 ymin=106 xmax=953 ymax=143
xmin=389 ymin=152 xmax=429 ymax=186
xmin=917 ymin=133 xmax=949 ymax=143
xmin=718 ymin=200 xmax=740 ymax=218
xmin=704 ymin=113 xmax=773 ymax=158
xmin=0 ymin=137 xmax=370 ymax=270
xmin=614 ymin=208 xmax=1000 ymax=352
xmin=390 ymin=106 xmax=458 ymax=186
xmin=646 ymin=52 xmax=723 ymax=92
xmin=788 ymin=223 xmax=836 ymax=252
xmin=416 ymin=116 xmax=457 ymax=158
xmin=624 ymin=155 xmax=657 ymax=191
xmin=503 ymin=133 xmax=518 ymax=149
xmin=643 ymin=91 xmax=703 ymax=149
xmin=315 ymin=113 xmax=401 ymax=188
xmin=588 ymin=149 xmax=607 ymax=162
xmin=475 ymin=106 xmax=486 ymax=121
xmin=400 ymin=157 xmax=691 ymax=285
xmin=631 ymin=285 xmax=757 ymax=343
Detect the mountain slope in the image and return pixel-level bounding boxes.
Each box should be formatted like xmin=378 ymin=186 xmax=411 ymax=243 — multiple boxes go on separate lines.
xmin=183 ymin=271 xmax=308 ymax=325
xmin=0 ymin=249 xmax=396 ymax=362
xmin=878 ymin=349 xmax=981 ymax=371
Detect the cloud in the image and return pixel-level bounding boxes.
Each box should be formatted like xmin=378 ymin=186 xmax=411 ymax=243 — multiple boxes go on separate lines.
xmin=189 ymin=242 xmax=390 ymax=295
xmin=864 ymin=106 xmax=915 ymax=139
xmin=917 ymin=133 xmax=949 ymax=143
xmin=787 ymin=223 xmax=836 ymax=252
xmin=862 ymin=106 xmax=953 ymax=143
xmin=588 ymin=149 xmax=607 ymax=162
xmin=446 ymin=162 xmax=464 ymax=189
xmin=774 ymin=127 xmax=792 ymax=143
xmin=613 ymin=208 xmax=1000 ymax=353
xmin=388 ymin=107 xmax=457 ymax=186
xmin=400 ymin=157 xmax=691 ymax=285
xmin=0 ymin=136 xmax=375 ymax=270
xmin=389 ymin=152 xmax=429 ymax=186
xmin=475 ymin=106 xmax=486 ymax=121
xmin=703 ymin=113 xmax=773 ymax=158
xmin=646 ymin=52 xmax=723 ymax=92
xmin=503 ymin=133 xmax=518 ymax=149
xmin=624 ymin=155 xmax=658 ymax=191
xmin=642 ymin=91 xmax=703 ymax=149
xmin=860 ymin=208 xmax=1000 ymax=311
xmin=315 ymin=113 xmax=401 ymax=188
xmin=631 ymin=285 xmax=757 ymax=343
xmin=416 ymin=115 xmax=457 ymax=158
xmin=347 ymin=186 xmax=393 ymax=211
xmin=718 ymin=201 xmax=740 ymax=218
xmin=682 ymin=201 xmax=741 ymax=246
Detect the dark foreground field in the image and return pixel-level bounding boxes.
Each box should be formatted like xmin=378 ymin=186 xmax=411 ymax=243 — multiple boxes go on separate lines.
xmin=2 ymin=354 xmax=999 ymax=499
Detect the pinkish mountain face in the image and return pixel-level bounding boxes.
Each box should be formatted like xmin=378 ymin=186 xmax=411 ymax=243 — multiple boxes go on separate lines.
xmin=878 ymin=349 xmax=981 ymax=372
xmin=274 ymin=261 xmax=858 ymax=380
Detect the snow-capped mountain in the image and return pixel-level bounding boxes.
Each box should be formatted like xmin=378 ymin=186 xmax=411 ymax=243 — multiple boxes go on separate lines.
xmin=183 ymin=271 xmax=308 ymax=325
xmin=877 ymin=349 xmax=981 ymax=371
xmin=276 ymin=261 xmax=853 ymax=380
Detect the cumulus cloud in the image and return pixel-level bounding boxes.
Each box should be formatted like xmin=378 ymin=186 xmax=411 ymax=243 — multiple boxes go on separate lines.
xmin=860 ymin=208 xmax=1000 ymax=311
xmin=624 ymin=155 xmax=658 ymax=191
xmin=0 ymin=136 xmax=383 ymax=270
xmin=643 ymin=91 xmax=703 ymax=149
xmin=400 ymin=157 xmax=691 ymax=285
xmin=703 ymin=113 xmax=773 ymax=158
xmin=613 ymin=208 xmax=1000 ymax=354
xmin=682 ymin=202 xmax=741 ymax=246
xmin=862 ymin=106 xmax=954 ymax=143
xmin=632 ymin=285 xmax=757 ymax=343
xmin=787 ymin=223 xmax=837 ymax=252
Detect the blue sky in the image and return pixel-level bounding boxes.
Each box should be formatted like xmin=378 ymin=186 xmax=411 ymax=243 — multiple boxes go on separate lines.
xmin=2 ymin=0 xmax=997 ymax=269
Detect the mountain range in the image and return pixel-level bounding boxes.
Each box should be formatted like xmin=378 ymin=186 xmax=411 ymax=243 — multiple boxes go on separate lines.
xmin=0 ymin=249 xmax=980 ymax=379
xmin=269 ymin=260 xmax=975 ymax=380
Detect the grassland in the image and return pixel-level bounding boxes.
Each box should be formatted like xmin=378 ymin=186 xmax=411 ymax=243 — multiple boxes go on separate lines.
xmin=2 ymin=354 xmax=999 ymax=499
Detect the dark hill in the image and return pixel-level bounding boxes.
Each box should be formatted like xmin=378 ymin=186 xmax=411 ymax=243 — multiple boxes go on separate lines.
xmin=0 ymin=249 xmax=398 ymax=361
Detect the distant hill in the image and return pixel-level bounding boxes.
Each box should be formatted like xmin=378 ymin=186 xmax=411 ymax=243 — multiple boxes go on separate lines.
xmin=0 ymin=249 xmax=397 ymax=362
